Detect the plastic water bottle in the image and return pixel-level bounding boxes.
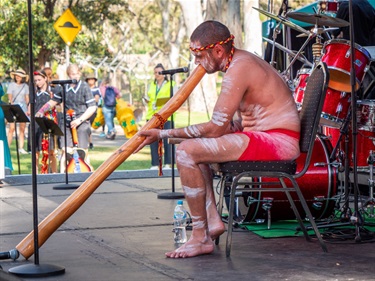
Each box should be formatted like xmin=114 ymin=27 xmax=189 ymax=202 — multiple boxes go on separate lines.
xmin=173 ymin=200 xmax=187 ymax=244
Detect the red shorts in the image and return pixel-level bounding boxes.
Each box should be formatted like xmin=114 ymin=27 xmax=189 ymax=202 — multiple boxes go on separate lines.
xmin=236 ymin=129 xmax=300 ymax=161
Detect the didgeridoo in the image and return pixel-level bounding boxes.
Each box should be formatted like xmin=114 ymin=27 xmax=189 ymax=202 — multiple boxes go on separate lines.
xmin=14 ymin=64 xmax=206 ymax=259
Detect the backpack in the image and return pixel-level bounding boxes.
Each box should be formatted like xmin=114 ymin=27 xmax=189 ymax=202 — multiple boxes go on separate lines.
xmin=104 ymin=86 xmax=116 ymax=107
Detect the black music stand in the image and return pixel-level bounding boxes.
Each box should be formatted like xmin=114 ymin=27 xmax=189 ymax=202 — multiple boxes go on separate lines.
xmin=36 ymin=117 xmax=63 ymax=173
xmin=0 ymin=104 xmax=29 ymax=175
xmin=157 ymin=73 xmax=184 ymax=200
xmin=8 ymin=1 xmax=65 ymax=277
xmin=53 ymin=82 xmax=80 ymax=190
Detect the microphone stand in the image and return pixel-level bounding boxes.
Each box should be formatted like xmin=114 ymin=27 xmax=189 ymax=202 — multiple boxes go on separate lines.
xmin=53 ymin=81 xmax=80 ymax=190
xmin=7 ymin=0 xmax=65 ymax=277
xmin=157 ymin=73 xmax=184 ymax=200
xmin=348 ymin=0 xmax=366 ymax=242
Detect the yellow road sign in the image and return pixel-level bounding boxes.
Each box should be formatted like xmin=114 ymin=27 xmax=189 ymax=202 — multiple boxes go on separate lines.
xmin=53 ymin=8 xmax=81 ymax=46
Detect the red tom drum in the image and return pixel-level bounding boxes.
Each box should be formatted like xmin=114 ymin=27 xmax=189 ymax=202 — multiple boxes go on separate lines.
xmin=293 ymin=68 xmax=311 ymax=110
xmin=320 ymin=88 xmax=351 ymax=128
xmin=321 ymin=39 xmax=371 ymax=92
xmin=324 ymin=126 xmax=375 ymax=169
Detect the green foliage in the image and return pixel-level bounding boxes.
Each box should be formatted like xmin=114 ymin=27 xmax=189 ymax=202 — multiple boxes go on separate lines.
xmin=0 ymin=0 xmax=132 ymax=75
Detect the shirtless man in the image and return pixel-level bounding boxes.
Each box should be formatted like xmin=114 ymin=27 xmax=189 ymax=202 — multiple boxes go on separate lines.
xmin=136 ymin=21 xmax=301 ymax=258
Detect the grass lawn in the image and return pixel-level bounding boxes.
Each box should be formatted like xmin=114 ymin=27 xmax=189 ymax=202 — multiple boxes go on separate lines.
xmin=7 ymin=109 xmax=211 ymax=175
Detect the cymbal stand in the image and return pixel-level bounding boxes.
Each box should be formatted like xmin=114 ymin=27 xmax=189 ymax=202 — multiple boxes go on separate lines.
xmin=281 ymin=31 xmax=316 ymax=78
xmin=364 ymin=151 xmax=375 ymax=217
xmin=269 ymin=21 xmax=282 ymax=68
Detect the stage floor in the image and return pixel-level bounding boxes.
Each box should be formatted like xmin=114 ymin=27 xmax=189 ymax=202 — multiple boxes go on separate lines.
xmin=0 ymin=176 xmax=374 ymax=281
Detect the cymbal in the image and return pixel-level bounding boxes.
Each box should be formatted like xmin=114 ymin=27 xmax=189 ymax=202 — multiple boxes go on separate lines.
xmin=287 ymin=12 xmax=350 ymax=27
xmin=262 ymin=37 xmax=313 ymax=67
xmin=296 ymin=27 xmax=339 ymax=37
xmin=253 ymin=7 xmax=309 ymax=35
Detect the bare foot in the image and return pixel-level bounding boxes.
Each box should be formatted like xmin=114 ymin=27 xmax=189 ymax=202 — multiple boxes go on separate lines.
xmin=165 ymin=236 xmax=214 ymax=258
xmin=208 ymin=218 xmax=225 ymax=240
xmin=209 ymin=225 xmax=225 ymax=240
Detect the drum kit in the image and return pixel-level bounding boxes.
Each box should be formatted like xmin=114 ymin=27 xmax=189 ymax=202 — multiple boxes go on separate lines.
xmin=236 ymin=1 xmax=375 ymax=232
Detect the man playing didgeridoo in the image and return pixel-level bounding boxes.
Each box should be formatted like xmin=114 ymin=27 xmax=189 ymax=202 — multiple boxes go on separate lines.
xmin=135 ymin=20 xmax=301 ymax=258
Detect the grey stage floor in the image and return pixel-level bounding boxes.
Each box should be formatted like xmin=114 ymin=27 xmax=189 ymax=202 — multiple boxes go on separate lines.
xmin=0 ymin=174 xmax=375 ymax=281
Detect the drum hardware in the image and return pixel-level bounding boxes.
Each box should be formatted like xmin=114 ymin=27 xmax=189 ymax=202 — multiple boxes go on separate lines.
xmin=312 ymin=195 xmax=341 ymax=212
xmin=262 ymin=37 xmax=313 ymax=68
xmin=313 ymin=161 xmax=341 ymax=168
xmin=253 ymin=7 xmax=310 ymax=36
xmin=262 ymin=197 xmax=273 ymax=229
xmin=296 ymin=27 xmax=339 ymax=38
xmin=363 ymin=150 xmax=375 ymax=217
xmin=312 ymin=40 xmax=323 ymax=63
xmin=287 ymin=12 xmax=350 ymax=28
xmin=362 ymin=60 xmax=375 ymax=99
xmin=281 ymin=31 xmax=317 ymax=78
xmin=247 ymin=196 xmax=274 ymax=229
xmin=270 ymin=20 xmax=283 ymax=69
xmin=254 ymin=6 xmax=310 ymax=77
xmin=312 ymin=195 xmax=326 ymax=210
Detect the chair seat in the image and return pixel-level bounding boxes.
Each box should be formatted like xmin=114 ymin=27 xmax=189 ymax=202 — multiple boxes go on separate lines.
xmin=219 ymin=160 xmax=297 ymax=174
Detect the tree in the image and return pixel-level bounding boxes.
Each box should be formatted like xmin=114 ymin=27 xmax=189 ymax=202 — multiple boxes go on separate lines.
xmin=0 ymin=0 xmax=132 ymax=74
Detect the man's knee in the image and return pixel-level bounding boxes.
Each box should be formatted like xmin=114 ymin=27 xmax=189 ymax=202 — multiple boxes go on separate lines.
xmin=176 ymin=142 xmax=196 ymax=168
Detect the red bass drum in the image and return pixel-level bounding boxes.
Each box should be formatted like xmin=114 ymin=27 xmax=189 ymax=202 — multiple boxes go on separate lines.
xmin=239 ymin=135 xmax=337 ymax=222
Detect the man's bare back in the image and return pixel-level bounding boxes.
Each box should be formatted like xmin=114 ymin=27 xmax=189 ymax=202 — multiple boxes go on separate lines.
xmin=218 ymin=49 xmax=300 ymax=134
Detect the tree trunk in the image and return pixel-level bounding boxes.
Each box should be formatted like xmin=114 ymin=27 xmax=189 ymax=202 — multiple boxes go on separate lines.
xmin=178 ymin=0 xmax=218 ymax=114
xmin=227 ymin=0 xmax=243 ymax=48
xmin=244 ymin=0 xmax=263 ymax=57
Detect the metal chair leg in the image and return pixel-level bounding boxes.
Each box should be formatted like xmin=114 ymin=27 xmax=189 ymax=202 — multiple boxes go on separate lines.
xmin=291 ymin=178 xmax=328 ymax=252
xmin=225 ymin=176 xmax=238 ymax=257
xmin=216 ymin=176 xmax=227 ymax=245
xmin=279 ymin=178 xmax=311 ymax=241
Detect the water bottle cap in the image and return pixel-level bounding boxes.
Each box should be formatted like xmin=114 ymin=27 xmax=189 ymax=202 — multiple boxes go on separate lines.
xmin=177 ymin=200 xmax=183 ymax=205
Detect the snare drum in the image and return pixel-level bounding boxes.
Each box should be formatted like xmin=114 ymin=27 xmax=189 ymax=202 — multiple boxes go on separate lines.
xmin=293 ymin=68 xmax=311 ymax=110
xmin=238 ymin=135 xmax=337 ymax=221
xmin=357 ymin=100 xmax=375 ymax=130
xmin=319 ymin=0 xmax=340 ymax=13
xmin=320 ymin=88 xmax=351 ymax=128
xmin=321 ymin=39 xmax=371 ymax=92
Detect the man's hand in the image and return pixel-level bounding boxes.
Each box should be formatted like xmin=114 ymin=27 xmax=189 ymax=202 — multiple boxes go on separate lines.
xmin=134 ymin=129 xmax=161 ymax=153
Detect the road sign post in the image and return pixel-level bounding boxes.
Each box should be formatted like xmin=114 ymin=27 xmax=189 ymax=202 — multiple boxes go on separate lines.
xmin=53 ymin=9 xmax=81 ymax=66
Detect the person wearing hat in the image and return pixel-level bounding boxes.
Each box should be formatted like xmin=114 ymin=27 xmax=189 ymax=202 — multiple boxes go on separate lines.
xmin=85 ymin=74 xmax=102 ymax=149
xmin=7 ymin=68 xmax=30 ymax=155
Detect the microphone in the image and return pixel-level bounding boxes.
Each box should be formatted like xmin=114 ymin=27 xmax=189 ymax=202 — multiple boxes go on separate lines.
xmin=50 ymin=79 xmax=78 ymax=85
xmin=159 ymin=67 xmax=189 ymax=75
xmin=0 ymin=249 xmax=19 ymax=260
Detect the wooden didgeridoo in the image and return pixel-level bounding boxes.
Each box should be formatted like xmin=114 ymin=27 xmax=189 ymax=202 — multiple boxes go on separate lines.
xmin=15 ymin=64 xmax=206 ymax=259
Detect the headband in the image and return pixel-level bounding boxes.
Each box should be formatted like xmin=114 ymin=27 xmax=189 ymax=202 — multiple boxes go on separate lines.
xmin=189 ymin=34 xmax=235 ymax=52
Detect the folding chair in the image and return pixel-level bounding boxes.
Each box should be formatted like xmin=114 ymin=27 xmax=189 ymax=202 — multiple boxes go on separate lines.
xmin=216 ymin=62 xmax=330 ymax=257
